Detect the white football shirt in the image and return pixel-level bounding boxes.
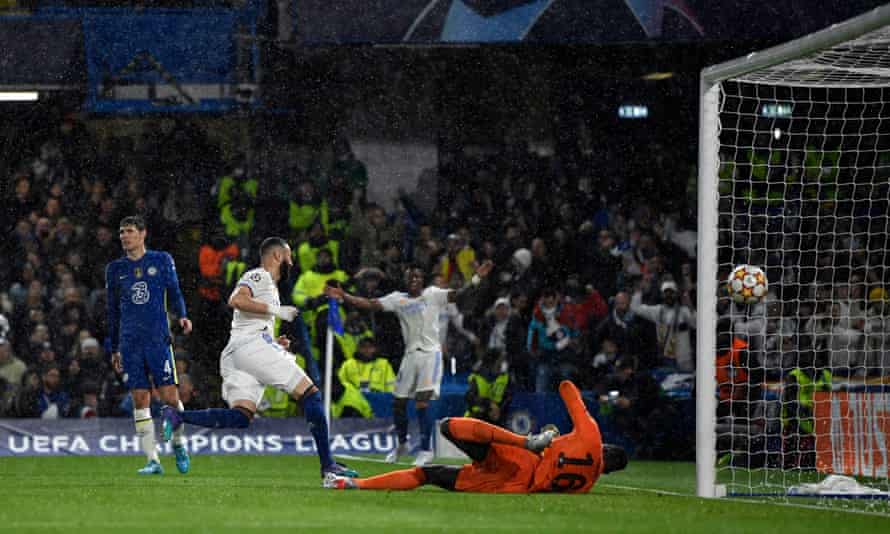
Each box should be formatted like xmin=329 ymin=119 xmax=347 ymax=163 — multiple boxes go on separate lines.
xmin=379 ymin=286 xmax=450 ymax=353
xmin=229 ymin=268 xmax=279 ymax=337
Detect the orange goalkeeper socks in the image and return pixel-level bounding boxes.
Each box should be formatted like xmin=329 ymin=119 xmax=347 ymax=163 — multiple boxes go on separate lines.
xmin=355 ymin=467 xmax=427 ymax=490
xmin=446 ymin=418 xmax=527 ymax=448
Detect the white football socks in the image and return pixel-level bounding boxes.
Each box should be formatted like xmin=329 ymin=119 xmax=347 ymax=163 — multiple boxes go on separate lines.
xmin=134 ymin=408 xmax=159 ymax=463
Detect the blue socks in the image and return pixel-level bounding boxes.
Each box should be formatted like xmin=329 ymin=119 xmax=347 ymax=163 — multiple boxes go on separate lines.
xmin=417 ymin=406 xmax=433 ymax=452
xmin=393 ymin=399 xmax=409 ymax=444
xmin=302 ymin=390 xmax=334 ymax=469
xmin=180 ymin=408 xmax=250 ymax=429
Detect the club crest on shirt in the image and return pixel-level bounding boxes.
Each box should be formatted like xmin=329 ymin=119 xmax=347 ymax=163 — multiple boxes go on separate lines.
xmin=250 ymin=272 xmax=262 ymax=282
xmin=147 ymin=266 xmax=158 ymax=276
xmin=134 ymin=267 xmax=143 ymax=279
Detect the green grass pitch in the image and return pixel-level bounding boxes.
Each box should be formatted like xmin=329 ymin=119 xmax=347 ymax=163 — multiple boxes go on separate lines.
xmin=1 ymin=455 xmax=887 ymax=532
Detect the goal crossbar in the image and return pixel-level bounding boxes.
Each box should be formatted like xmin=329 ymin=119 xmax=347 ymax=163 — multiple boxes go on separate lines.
xmin=702 ymin=4 xmax=890 ymax=87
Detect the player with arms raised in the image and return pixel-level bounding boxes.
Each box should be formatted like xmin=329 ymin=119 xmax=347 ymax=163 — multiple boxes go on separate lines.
xmin=106 ymin=215 xmax=192 ymax=475
xmin=162 ymin=237 xmax=357 ymax=480
xmin=325 ymin=380 xmax=628 ymax=492
xmin=326 ymin=261 xmax=494 ymax=466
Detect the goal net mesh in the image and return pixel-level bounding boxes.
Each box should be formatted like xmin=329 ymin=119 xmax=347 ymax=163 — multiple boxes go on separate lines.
xmin=712 ymin=24 xmax=890 ymax=505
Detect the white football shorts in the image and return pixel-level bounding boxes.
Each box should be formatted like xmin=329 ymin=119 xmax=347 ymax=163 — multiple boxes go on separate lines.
xmin=394 ymin=348 xmax=443 ymax=399
xmin=220 ymin=332 xmax=307 ymax=406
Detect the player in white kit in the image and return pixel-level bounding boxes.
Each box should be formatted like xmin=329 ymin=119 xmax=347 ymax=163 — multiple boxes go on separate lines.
xmin=162 ymin=237 xmax=357 ymax=480
xmin=326 ymin=260 xmax=494 ymax=466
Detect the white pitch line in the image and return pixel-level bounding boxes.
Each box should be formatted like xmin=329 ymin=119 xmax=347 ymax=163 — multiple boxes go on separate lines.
xmin=337 ymin=456 xmax=889 ymax=517
xmin=335 ymin=453 xmax=416 ymax=466
xmin=600 ymin=483 xmax=890 ymax=518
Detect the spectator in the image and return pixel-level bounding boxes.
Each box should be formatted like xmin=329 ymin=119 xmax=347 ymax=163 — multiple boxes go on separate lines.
xmin=84 ymin=225 xmax=118 ymax=290
xmin=596 ymin=357 xmax=663 ymax=458
xmin=497 ymin=247 xmax=532 ymax=296
xmin=464 ymin=349 xmax=511 ymax=425
xmin=332 ymin=311 xmax=374 ymax=362
xmin=333 ymin=337 xmax=396 ymax=418
xmin=631 ymin=280 xmax=696 ymax=371
xmin=781 ymin=360 xmax=832 ymax=469
xmin=197 ymin=230 xmax=240 ymax=305
xmin=215 ymin=163 xmax=257 ymax=244
xmin=584 ymin=228 xmax=623 ymax=300
xmin=291 ymin=249 xmax=348 ymax=344
xmin=594 ymin=291 xmax=649 ymax=368
xmin=509 ymin=290 xmax=532 ymax=326
xmin=0 ymin=338 xmax=26 ymax=390
xmin=478 ymin=297 xmax=524 ymax=359
xmin=561 ymin=275 xmax=608 ymax=336
xmin=72 ymin=337 xmax=107 ymax=392
xmin=412 ymin=224 xmax=440 ymax=273
xmin=348 ymin=190 xmax=404 ymax=269
xmin=37 ymin=363 xmax=70 ymax=419
xmin=590 ymin=337 xmax=621 ymax=386
xmin=378 ymin=241 xmax=404 ymax=284
xmin=289 ymin=180 xmax=328 ymax=240
xmin=352 ymin=268 xmax=403 ymax=359
xmin=526 ymin=237 xmax=557 ymax=298
xmin=75 ymin=380 xmax=101 ymax=419
xmin=9 ymin=175 xmax=37 ymax=227
xmin=803 ymin=302 xmax=865 ymax=374
xmin=13 ymin=369 xmax=41 ymax=417
xmin=527 ymin=288 xmax=579 ymax=392
xmin=297 ymin=219 xmax=340 ymax=274
xmin=435 ymin=233 xmax=476 ymax=285
xmin=35 ymin=341 xmax=58 ymax=368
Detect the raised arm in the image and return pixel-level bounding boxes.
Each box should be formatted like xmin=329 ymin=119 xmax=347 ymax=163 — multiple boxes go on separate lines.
xmin=559 ymin=380 xmax=597 ymax=434
xmin=630 ymin=290 xmax=661 ymax=323
xmin=325 ymin=284 xmax=384 ymax=312
xmin=447 ymin=260 xmax=494 ymax=304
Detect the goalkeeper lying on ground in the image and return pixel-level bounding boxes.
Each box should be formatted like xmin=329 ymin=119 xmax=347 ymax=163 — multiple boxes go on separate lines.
xmin=324 ymin=380 xmax=628 ymax=493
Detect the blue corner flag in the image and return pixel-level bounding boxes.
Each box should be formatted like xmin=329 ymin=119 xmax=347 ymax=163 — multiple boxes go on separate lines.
xmin=328 ymin=297 xmax=344 ymax=335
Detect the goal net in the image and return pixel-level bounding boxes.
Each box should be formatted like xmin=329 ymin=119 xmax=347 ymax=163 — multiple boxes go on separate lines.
xmin=697 ymin=5 xmax=890 ymax=508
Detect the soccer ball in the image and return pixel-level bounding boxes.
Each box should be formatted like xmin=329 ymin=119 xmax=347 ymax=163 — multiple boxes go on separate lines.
xmin=727 ymin=265 xmax=768 ymax=304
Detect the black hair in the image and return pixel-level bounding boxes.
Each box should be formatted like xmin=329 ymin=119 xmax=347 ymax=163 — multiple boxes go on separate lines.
xmin=359 ymin=337 xmax=376 ymax=346
xmin=404 ymin=263 xmax=426 ymax=275
xmin=259 ymin=237 xmax=288 ymax=258
xmin=119 ymin=215 xmax=146 ymax=231
xmin=603 ymin=444 xmax=628 ymax=474
xmin=541 ymin=287 xmax=558 ymax=298
xmin=403 ymin=264 xmax=427 ymax=289
xmin=40 ymin=362 xmax=61 ymax=375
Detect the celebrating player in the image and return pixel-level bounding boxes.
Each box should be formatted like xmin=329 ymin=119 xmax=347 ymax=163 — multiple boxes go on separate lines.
xmin=325 ymin=380 xmax=627 ymax=492
xmin=161 ymin=237 xmax=357 ymax=480
xmin=106 ymin=215 xmax=193 ymax=475
xmin=325 ymin=261 xmax=494 ymax=466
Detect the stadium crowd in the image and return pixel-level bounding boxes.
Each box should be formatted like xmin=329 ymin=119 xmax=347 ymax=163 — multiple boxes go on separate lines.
xmin=0 ymin=117 xmax=700 ymax=435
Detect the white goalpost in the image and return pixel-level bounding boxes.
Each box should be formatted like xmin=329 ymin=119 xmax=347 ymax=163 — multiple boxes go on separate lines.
xmin=697 ymin=4 xmax=890 ymax=506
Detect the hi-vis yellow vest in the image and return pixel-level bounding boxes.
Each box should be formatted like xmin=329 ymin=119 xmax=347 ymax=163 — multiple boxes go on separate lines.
xmin=464 ymin=372 xmax=509 ymax=417
xmin=332 ymin=358 xmax=396 ymax=419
